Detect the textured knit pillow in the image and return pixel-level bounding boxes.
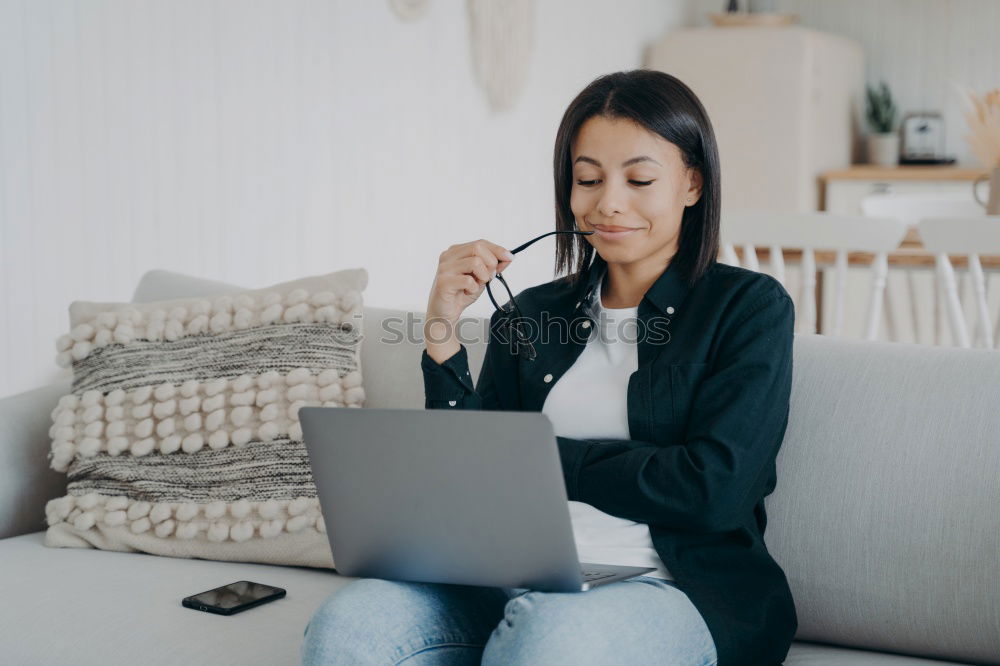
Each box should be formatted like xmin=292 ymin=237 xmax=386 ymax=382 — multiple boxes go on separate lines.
xmin=42 ymin=269 xmax=368 ymax=568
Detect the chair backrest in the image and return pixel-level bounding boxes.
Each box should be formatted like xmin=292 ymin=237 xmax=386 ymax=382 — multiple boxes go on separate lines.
xmin=860 ymin=191 xmax=984 ymax=227
xmin=720 ymin=211 xmax=909 ymax=339
xmin=861 ymin=192 xmax=992 ymax=348
xmin=917 ymin=216 xmax=1000 ymax=350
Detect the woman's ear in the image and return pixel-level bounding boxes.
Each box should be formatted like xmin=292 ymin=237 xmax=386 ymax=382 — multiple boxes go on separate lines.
xmin=686 ymin=168 xmax=703 ymax=205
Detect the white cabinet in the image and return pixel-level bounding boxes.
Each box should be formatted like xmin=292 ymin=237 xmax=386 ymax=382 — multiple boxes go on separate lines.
xmin=647 ymin=26 xmax=863 ymax=214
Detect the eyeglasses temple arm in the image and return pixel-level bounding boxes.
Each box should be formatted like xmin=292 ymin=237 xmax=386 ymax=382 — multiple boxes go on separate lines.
xmin=509 ymin=230 xmax=594 ymax=255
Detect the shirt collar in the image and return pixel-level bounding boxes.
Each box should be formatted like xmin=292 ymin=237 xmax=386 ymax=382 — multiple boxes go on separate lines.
xmin=577 ymin=252 xmax=694 ymax=317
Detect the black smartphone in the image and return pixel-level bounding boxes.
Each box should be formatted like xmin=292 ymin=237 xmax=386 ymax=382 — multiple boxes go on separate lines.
xmin=182 ymin=580 xmax=286 ymax=616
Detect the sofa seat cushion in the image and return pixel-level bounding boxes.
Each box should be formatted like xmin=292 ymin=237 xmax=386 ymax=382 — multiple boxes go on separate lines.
xmin=0 ymin=532 xmax=965 ymax=665
xmin=784 ymin=643 xmax=970 ymax=665
xmin=2 ymin=531 xmax=352 ymax=664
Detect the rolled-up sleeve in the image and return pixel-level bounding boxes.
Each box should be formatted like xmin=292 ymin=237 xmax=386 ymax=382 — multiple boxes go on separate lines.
xmin=421 ymin=344 xmax=476 ymax=408
xmin=421 ymin=311 xmax=504 ymax=411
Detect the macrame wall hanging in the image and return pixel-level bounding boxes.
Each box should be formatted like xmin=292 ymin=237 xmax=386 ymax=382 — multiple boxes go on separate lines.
xmin=389 ymin=0 xmax=431 ymax=22
xmin=466 ymin=0 xmax=536 ymax=112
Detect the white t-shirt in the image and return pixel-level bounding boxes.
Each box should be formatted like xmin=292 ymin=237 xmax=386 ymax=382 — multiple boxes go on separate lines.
xmin=541 ymin=277 xmax=673 ymax=580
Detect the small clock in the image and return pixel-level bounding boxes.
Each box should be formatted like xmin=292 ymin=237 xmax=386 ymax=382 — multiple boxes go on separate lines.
xmin=899 ymin=112 xmax=952 ymax=164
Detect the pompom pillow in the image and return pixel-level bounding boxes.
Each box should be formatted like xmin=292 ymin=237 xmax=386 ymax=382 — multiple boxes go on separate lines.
xmin=43 ymin=269 xmax=368 ymax=568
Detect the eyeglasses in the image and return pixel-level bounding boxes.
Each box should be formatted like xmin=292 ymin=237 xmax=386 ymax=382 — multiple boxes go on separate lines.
xmin=485 ymin=230 xmax=595 ymax=361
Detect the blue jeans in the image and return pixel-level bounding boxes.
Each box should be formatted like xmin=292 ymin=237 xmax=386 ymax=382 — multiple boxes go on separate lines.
xmin=300 ymin=575 xmax=718 ymax=665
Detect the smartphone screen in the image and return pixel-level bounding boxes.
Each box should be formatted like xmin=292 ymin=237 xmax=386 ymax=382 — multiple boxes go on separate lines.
xmin=182 ymin=581 xmax=286 ymax=615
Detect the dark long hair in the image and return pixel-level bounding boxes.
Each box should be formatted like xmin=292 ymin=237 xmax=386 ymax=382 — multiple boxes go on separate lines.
xmin=552 ymin=69 xmax=721 ymax=287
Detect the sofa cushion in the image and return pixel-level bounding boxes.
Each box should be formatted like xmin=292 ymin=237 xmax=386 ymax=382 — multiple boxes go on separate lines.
xmin=0 ymin=382 xmax=70 ymax=540
xmin=128 ymin=270 xmax=487 ymax=411
xmin=0 ymin=531 xmax=965 ymax=665
xmin=43 ymin=269 xmax=368 ymax=568
xmin=131 ymin=269 xmax=243 ymax=303
xmin=359 ymin=306 xmax=488 ymax=409
xmin=3 ymin=531 xmax=352 ymax=664
xmin=764 ymin=334 xmax=1000 ymax=664
xmin=0 ymin=269 xmax=248 ymax=541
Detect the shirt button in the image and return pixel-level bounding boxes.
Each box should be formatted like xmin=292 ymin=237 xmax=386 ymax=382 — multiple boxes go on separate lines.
xmin=581 ymin=320 xmax=591 ymax=329
xmin=448 ymin=400 xmax=457 ymax=406
xmin=543 ymin=373 xmax=553 ymax=383
xmin=666 ymin=306 xmax=675 ymax=314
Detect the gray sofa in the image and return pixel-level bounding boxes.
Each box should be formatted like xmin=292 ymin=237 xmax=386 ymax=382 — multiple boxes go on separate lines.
xmin=1 ymin=269 xmax=998 ymax=665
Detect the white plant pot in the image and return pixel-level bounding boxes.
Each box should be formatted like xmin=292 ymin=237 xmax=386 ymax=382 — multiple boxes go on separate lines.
xmin=867 ymin=132 xmax=899 ymax=167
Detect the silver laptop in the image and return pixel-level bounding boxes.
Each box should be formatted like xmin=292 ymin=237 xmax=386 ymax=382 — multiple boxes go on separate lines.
xmin=299 ymin=407 xmax=655 ymax=592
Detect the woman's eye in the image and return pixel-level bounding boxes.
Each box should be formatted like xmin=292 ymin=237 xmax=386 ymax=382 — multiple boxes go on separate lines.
xmin=575 ymin=179 xmax=654 ymax=187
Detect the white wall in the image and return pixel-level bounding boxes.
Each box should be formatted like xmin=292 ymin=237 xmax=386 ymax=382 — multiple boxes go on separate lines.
xmin=0 ymin=0 xmax=695 ymax=397
xmin=691 ymin=0 xmax=1000 ymax=166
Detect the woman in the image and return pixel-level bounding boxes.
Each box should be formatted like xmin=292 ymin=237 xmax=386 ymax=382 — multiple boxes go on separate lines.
xmin=302 ymin=69 xmax=797 ymax=665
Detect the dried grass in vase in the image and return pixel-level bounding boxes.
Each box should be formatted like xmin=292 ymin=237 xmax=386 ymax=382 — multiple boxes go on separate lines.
xmin=956 ymin=85 xmax=1000 ymax=168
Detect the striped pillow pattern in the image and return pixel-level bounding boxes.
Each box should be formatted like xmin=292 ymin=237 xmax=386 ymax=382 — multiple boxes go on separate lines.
xmin=42 ymin=269 xmax=367 ymax=568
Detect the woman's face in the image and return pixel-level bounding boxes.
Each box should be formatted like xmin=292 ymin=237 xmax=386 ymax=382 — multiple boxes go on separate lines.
xmin=570 ymin=115 xmax=702 ymax=270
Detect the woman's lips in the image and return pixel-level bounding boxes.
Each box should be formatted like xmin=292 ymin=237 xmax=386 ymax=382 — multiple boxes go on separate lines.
xmin=592 ymin=224 xmax=641 ymax=239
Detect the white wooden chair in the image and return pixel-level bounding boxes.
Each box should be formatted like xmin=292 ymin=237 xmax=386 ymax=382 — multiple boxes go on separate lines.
xmin=861 ymin=192 xmax=985 ymax=346
xmin=861 ymin=191 xmax=984 ymax=224
xmin=720 ymin=212 xmax=909 ymax=339
xmin=917 ymin=217 xmax=1000 ymax=350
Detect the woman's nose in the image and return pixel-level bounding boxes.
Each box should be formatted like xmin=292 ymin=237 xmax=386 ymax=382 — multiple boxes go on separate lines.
xmin=597 ymin=181 xmax=626 ymax=218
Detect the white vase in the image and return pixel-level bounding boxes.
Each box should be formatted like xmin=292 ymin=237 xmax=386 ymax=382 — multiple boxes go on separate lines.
xmin=867 ymin=132 xmax=899 ymax=167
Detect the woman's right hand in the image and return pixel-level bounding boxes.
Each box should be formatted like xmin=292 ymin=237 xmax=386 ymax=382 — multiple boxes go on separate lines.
xmin=424 ymin=239 xmax=515 ymax=363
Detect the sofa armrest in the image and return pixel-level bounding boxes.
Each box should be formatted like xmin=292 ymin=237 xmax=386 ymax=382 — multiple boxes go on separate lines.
xmin=0 ymin=382 xmax=71 ymax=539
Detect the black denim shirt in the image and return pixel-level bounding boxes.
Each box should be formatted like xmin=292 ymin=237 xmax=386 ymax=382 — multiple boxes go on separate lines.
xmin=421 ymin=252 xmax=798 ymax=666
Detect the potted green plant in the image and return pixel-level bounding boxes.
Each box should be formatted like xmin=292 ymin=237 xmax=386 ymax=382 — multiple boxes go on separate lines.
xmin=866 ymin=80 xmax=899 ymax=166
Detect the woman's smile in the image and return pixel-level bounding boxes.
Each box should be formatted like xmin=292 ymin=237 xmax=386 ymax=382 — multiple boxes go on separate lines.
xmin=592 ymin=223 xmax=642 ymax=241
